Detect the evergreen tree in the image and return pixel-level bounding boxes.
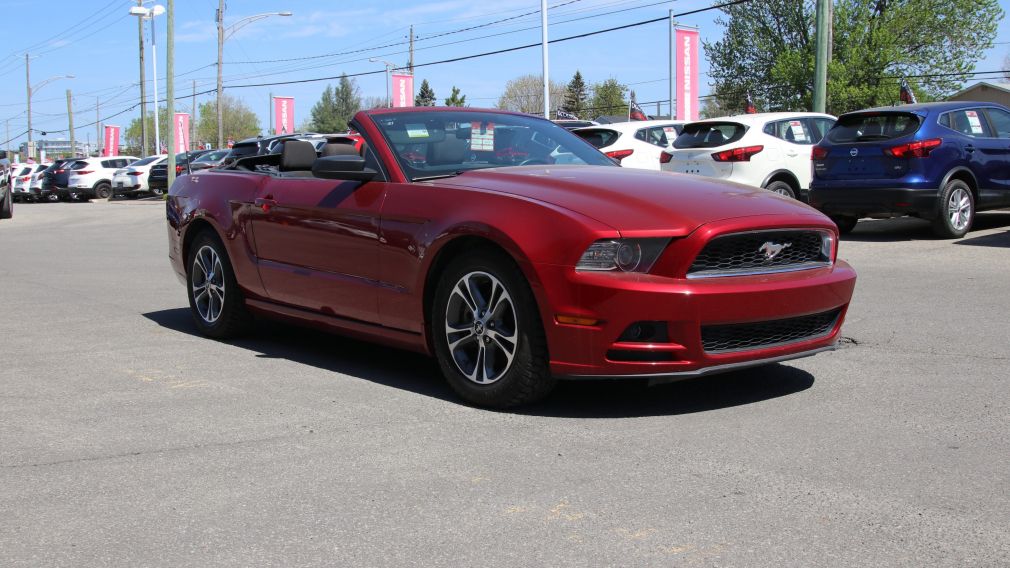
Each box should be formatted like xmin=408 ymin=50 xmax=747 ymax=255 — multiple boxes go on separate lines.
xmin=563 ymin=70 xmax=588 ymax=117
xmin=415 ymin=79 xmax=437 ymax=106
xmin=444 ymin=86 xmax=467 ymax=107
xmin=590 ymin=79 xmax=627 ymax=118
xmin=308 ymin=75 xmax=361 ymax=132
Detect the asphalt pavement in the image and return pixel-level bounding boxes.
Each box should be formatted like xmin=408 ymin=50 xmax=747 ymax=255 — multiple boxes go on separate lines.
xmin=1 ymin=199 xmax=1008 ymax=567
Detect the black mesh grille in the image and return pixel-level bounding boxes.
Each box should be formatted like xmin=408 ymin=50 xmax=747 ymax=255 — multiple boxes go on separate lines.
xmin=701 ymin=309 xmax=841 ymax=353
xmin=689 ymin=230 xmax=828 ymax=277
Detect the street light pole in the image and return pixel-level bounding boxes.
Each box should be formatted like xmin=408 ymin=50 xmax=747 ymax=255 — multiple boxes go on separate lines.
xmin=137 ymin=0 xmax=148 ymax=156
xmin=151 ymin=12 xmax=160 ymax=153
xmin=369 ymin=58 xmax=395 ymax=108
xmin=216 ymin=0 xmax=224 ymax=149
xmin=25 ymin=53 xmax=31 ymax=148
xmin=67 ymin=89 xmax=74 ymax=158
xmin=541 ymin=0 xmax=549 ymax=119
xmin=167 ymin=0 xmax=176 ymax=188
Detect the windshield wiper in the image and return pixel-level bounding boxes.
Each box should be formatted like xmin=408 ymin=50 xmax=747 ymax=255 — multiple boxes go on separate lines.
xmin=413 ymin=170 xmax=466 ymax=181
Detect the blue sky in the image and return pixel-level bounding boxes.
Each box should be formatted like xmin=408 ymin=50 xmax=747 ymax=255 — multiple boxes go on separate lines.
xmin=1 ymin=0 xmax=1008 ymax=150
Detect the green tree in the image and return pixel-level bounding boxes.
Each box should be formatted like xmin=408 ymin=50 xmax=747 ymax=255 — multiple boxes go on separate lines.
xmin=415 ymin=79 xmax=437 ymax=106
xmin=563 ymin=70 xmax=588 ymax=117
xmin=704 ymin=0 xmax=1002 ymax=116
xmin=194 ymin=95 xmax=259 ymax=147
xmin=124 ymin=107 xmax=169 ymax=153
xmin=444 ymin=86 xmax=467 ymax=107
xmin=589 ymin=78 xmax=627 ymax=118
xmin=308 ymin=74 xmax=361 ymax=132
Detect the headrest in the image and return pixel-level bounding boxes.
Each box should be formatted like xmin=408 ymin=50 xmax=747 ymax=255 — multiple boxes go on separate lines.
xmin=322 ymin=142 xmax=359 ymax=157
xmin=281 ymin=140 xmax=317 ymax=171
xmin=427 ymin=136 xmax=468 ymax=166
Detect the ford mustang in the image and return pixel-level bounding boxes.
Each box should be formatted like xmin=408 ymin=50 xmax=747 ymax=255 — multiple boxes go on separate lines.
xmin=166 ymin=107 xmax=856 ymax=408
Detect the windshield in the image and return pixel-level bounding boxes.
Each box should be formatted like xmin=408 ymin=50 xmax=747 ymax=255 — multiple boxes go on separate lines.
xmin=828 ymin=112 xmax=921 ymax=143
xmin=369 ymin=110 xmax=615 ymax=181
xmin=673 ymin=122 xmax=747 ymax=149
xmin=193 ymin=150 xmax=229 ymax=162
xmin=133 ymin=155 xmax=163 ymax=167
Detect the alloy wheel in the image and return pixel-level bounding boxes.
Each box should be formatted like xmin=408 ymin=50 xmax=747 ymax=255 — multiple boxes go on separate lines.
xmin=443 ymin=271 xmax=518 ymax=385
xmin=191 ymin=245 xmax=226 ymax=324
xmin=947 ymin=187 xmax=971 ymax=231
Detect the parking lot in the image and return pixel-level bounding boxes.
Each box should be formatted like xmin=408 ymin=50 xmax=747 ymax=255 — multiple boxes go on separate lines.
xmin=1 ymin=200 xmax=1008 ymax=567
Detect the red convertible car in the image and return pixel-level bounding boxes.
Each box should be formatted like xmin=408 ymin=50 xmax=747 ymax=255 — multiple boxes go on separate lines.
xmin=166 ymin=107 xmax=856 ymax=407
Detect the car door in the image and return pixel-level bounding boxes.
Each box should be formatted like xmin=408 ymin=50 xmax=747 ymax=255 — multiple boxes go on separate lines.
xmin=248 ymin=171 xmax=387 ymax=325
xmin=947 ymin=108 xmax=1002 ymax=206
xmin=772 ymin=118 xmax=817 ymax=187
xmin=980 ymin=107 xmax=1010 ymax=204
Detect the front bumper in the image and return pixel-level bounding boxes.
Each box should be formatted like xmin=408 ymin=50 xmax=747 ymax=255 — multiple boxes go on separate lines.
xmin=809 ymin=184 xmax=939 ymax=219
xmin=536 ymin=260 xmax=856 ymax=380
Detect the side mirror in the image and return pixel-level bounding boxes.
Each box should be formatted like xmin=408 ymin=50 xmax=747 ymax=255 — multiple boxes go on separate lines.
xmin=312 ymin=155 xmax=377 ymax=182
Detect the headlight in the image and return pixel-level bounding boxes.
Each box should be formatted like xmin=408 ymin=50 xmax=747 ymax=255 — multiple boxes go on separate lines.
xmin=576 ymin=238 xmax=670 ymax=273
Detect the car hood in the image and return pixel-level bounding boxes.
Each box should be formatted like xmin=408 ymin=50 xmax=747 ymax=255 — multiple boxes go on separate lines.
xmin=432 ymin=165 xmax=824 ymax=235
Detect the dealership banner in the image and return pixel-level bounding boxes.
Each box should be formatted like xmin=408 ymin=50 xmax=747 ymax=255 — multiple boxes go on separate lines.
xmin=675 ymin=28 xmax=699 ymax=121
xmin=174 ymin=113 xmax=191 ymax=153
xmin=273 ymin=96 xmax=294 ymax=135
xmin=391 ymin=74 xmax=414 ymax=108
xmin=103 ymin=125 xmax=120 ymax=157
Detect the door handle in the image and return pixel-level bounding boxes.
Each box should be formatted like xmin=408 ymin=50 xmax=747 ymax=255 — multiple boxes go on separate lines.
xmin=964 ymin=144 xmax=975 ymax=153
xmin=254 ymin=196 xmax=277 ymax=212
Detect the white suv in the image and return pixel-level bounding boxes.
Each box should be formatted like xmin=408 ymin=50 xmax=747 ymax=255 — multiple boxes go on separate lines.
xmin=661 ymin=112 xmax=836 ymax=200
xmin=574 ymin=119 xmax=686 ymax=171
xmin=111 ymin=154 xmax=166 ymax=198
xmin=62 ymin=156 xmax=139 ymax=200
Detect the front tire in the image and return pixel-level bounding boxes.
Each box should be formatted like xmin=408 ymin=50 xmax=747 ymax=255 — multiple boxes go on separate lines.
xmin=932 ymin=179 xmax=974 ymax=239
xmin=831 ymin=215 xmax=858 ymax=235
xmin=150 ymin=187 xmax=165 ymax=197
xmin=431 ymin=250 xmax=555 ymax=408
xmin=765 ymin=180 xmax=796 ymax=200
xmin=186 ymin=231 xmax=253 ymax=338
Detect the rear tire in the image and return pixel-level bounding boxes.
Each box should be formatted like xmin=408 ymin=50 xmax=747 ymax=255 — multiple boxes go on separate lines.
xmin=765 ymin=180 xmax=797 ymax=200
xmin=1 ymin=188 xmax=11 ymax=219
xmin=150 ymin=187 xmax=165 ymax=197
xmin=185 ymin=231 xmax=254 ymax=338
xmin=95 ymin=183 xmax=112 ymax=200
xmin=831 ymin=215 xmax=858 ymax=235
xmin=431 ymin=249 xmax=555 ymax=408
xmin=931 ymin=179 xmax=973 ymax=239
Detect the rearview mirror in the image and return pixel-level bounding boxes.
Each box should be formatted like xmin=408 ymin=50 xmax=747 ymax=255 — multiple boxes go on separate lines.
xmin=312 ymin=155 xmax=377 ymax=182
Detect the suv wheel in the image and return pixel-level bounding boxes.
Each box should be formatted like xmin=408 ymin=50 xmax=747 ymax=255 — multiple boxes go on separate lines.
xmin=931 ymin=179 xmax=974 ymax=239
xmin=150 ymin=187 xmax=165 ymax=197
xmin=765 ymin=180 xmax=796 ymax=200
xmin=95 ymin=182 xmax=112 ymax=200
xmin=831 ymin=215 xmax=858 ymax=235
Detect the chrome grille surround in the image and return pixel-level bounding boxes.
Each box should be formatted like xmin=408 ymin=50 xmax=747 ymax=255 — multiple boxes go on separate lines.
xmin=687 ymin=229 xmax=833 ymax=279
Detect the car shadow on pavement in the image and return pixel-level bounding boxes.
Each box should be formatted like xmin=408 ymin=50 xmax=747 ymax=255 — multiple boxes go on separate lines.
xmin=840 ymin=211 xmax=1010 ymax=243
xmin=144 ymin=307 xmax=815 ymax=417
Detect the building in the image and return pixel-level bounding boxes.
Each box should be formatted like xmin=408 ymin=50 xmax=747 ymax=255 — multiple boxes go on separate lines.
xmin=946 ymin=82 xmax=1010 ymax=106
xmin=18 ymin=139 xmax=90 ymax=161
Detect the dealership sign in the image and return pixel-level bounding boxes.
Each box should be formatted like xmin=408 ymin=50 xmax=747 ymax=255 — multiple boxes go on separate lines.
xmin=174 ymin=113 xmax=190 ymax=153
xmin=391 ymin=74 xmax=414 ymax=108
xmin=273 ymin=96 xmax=294 ymax=135
xmin=103 ymin=125 xmax=121 ymax=156
xmin=675 ymin=28 xmax=699 ymax=121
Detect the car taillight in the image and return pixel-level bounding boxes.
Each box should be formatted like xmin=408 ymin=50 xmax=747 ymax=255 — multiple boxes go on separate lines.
xmin=19 ymin=176 xmax=29 ymax=181
xmin=711 ymin=145 xmax=764 ymax=162
xmin=811 ymin=146 xmax=829 ymax=160
xmin=176 ymin=165 xmax=184 ymax=174
xmin=884 ymin=138 xmax=942 ymax=158
xmin=75 ymin=170 xmax=93 ymax=175
xmin=659 ymin=152 xmax=673 ymax=164
xmin=55 ymin=169 xmax=64 ymax=173
xmin=605 ymin=149 xmax=634 ymax=163
xmin=128 ymin=171 xmax=142 ymax=176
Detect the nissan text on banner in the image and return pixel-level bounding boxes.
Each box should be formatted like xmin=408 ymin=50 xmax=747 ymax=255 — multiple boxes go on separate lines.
xmin=391 ymin=74 xmax=414 ymax=108
xmin=675 ymin=28 xmax=699 ymax=121
xmin=273 ymin=97 xmax=294 ymax=135
xmin=175 ymin=113 xmax=191 ymax=154
xmin=103 ymin=125 xmax=121 ymax=157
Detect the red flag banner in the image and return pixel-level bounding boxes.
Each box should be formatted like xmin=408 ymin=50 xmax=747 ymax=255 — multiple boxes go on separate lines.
xmin=273 ymin=96 xmax=294 ymax=135
xmin=675 ymin=28 xmax=699 ymax=121
xmin=391 ymin=74 xmax=414 ymax=108
xmin=103 ymin=125 xmax=121 ymax=156
xmin=174 ymin=113 xmax=190 ymax=153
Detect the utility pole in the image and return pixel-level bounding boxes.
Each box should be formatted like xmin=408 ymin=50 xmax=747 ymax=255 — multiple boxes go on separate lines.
xmin=812 ymin=0 xmax=831 ymax=113
xmin=67 ymin=89 xmax=75 ymax=158
xmin=540 ymin=0 xmax=549 ymax=119
xmin=268 ymin=92 xmax=272 ymax=135
xmin=96 ymin=98 xmax=101 ymax=156
xmin=25 ymin=53 xmax=32 ymax=152
xmin=191 ymin=80 xmax=196 ymax=150
xmin=137 ymin=0 xmax=148 ymax=156
xmin=409 ymin=25 xmax=414 ymax=74
xmin=151 ymin=11 xmax=160 ymax=153
xmin=167 ymin=0 xmax=176 ymax=188
xmin=216 ymin=0 xmax=224 ymax=149
xmin=668 ymin=10 xmax=675 ymax=121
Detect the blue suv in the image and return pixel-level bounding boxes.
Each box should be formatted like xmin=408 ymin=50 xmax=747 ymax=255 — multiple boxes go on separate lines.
xmin=809 ymin=101 xmax=1010 ymax=238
